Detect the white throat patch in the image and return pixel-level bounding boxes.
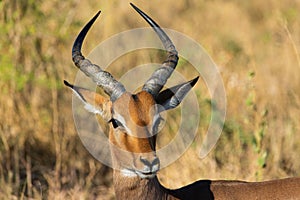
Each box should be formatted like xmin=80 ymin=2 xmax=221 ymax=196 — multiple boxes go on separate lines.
xmin=114 ymin=113 xmax=132 ymax=135
xmin=120 ymin=168 xmax=138 ymax=178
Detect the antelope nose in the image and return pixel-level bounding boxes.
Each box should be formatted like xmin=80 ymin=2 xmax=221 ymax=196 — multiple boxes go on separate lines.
xmin=140 ymin=156 xmax=160 ymax=172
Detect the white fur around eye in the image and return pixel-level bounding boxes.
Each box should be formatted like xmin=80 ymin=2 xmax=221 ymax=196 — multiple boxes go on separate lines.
xmin=113 ymin=113 xmax=132 ymax=135
xmin=152 ymin=114 xmax=165 ymax=134
xmin=153 ymin=114 xmax=160 ymax=125
xmin=114 ymin=113 xmax=126 ymax=127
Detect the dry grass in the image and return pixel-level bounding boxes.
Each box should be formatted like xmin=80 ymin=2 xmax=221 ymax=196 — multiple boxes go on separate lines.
xmin=0 ymin=0 xmax=300 ymax=199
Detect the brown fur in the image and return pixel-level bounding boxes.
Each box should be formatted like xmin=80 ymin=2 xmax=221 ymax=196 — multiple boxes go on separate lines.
xmin=71 ymin=87 xmax=300 ymax=199
xmin=113 ymin=172 xmax=300 ymax=200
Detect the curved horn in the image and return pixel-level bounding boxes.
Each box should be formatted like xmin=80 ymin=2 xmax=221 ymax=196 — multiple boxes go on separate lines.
xmin=72 ymin=11 xmax=126 ymax=102
xmin=130 ymin=3 xmax=179 ymax=97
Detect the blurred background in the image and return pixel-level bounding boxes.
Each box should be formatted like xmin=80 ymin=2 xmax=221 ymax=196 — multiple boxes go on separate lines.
xmin=1 ymin=0 xmax=300 ymax=199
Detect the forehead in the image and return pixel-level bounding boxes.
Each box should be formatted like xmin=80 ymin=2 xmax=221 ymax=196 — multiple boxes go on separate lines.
xmin=113 ymin=91 xmax=157 ymax=124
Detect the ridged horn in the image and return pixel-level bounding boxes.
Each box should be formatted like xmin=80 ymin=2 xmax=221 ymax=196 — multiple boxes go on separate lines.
xmin=72 ymin=11 xmax=126 ymax=102
xmin=130 ymin=3 xmax=179 ymax=97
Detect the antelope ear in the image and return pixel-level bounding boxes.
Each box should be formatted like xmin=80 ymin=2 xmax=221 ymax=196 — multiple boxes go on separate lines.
xmin=156 ymin=76 xmax=199 ymax=111
xmin=64 ymin=80 xmax=112 ymax=121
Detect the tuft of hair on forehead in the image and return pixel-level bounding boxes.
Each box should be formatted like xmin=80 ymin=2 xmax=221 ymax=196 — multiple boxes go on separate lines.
xmin=129 ymin=91 xmax=156 ymax=126
xmin=112 ymin=91 xmax=157 ymax=128
xmin=133 ymin=91 xmax=156 ymax=105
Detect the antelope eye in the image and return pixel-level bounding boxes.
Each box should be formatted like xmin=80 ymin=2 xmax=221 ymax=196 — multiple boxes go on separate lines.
xmin=153 ymin=117 xmax=164 ymax=133
xmin=109 ymin=118 xmax=123 ymax=129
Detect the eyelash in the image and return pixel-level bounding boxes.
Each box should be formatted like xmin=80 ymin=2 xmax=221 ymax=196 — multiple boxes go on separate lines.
xmin=109 ymin=118 xmax=123 ymax=129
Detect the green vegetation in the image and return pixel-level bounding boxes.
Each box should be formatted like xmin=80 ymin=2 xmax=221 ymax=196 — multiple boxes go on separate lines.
xmin=1 ymin=0 xmax=300 ymax=199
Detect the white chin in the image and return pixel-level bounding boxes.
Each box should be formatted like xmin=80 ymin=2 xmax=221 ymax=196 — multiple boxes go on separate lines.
xmin=120 ymin=168 xmax=157 ymax=179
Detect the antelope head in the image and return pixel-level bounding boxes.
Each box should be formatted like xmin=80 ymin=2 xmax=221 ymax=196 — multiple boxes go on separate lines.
xmin=64 ymin=3 xmax=198 ymax=179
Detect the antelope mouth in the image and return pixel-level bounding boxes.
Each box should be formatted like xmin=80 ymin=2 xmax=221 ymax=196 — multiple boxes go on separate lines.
xmin=135 ymin=170 xmax=157 ymax=179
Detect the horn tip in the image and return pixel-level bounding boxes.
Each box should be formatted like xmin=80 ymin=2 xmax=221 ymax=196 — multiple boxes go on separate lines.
xmin=95 ymin=10 xmax=101 ymax=18
xmin=129 ymin=3 xmax=137 ymax=9
xmin=130 ymin=3 xmax=146 ymax=18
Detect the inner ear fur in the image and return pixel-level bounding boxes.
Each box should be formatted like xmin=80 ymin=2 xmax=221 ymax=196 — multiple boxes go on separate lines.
xmin=64 ymin=80 xmax=112 ymax=121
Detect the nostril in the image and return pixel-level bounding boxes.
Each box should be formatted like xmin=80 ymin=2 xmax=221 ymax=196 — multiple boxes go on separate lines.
xmin=138 ymin=156 xmax=160 ymax=175
xmin=152 ymin=157 xmax=160 ymax=166
xmin=139 ymin=156 xmax=160 ymax=167
xmin=140 ymin=156 xmax=151 ymax=166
